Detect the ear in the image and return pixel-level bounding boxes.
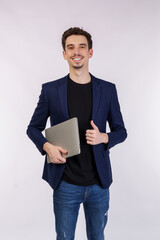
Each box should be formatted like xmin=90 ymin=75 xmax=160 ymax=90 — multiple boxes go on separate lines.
xmin=89 ymin=49 xmax=93 ymax=58
xmin=63 ymin=50 xmax=67 ymax=60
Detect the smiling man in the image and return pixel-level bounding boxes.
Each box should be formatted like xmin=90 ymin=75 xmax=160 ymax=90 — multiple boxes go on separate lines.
xmin=63 ymin=34 xmax=92 ymax=71
xmin=27 ymin=27 xmax=127 ymax=240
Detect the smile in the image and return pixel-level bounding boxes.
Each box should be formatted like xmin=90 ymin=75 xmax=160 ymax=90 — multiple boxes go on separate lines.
xmin=71 ymin=56 xmax=83 ymax=62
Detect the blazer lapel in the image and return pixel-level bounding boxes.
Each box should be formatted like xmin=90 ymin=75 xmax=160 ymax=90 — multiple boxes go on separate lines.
xmin=58 ymin=75 xmax=70 ymax=120
xmin=91 ymin=74 xmax=101 ymax=121
xmin=58 ymin=73 xmax=101 ymax=122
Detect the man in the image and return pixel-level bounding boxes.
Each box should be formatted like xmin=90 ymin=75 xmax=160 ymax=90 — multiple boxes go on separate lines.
xmin=27 ymin=27 xmax=127 ymax=240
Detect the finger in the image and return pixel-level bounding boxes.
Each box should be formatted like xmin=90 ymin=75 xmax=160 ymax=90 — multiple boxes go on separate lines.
xmin=86 ymin=129 xmax=95 ymax=134
xmin=58 ymin=153 xmax=66 ymax=162
xmin=90 ymin=120 xmax=98 ymax=130
xmin=86 ymin=135 xmax=95 ymax=141
xmin=58 ymin=147 xmax=68 ymax=154
xmin=86 ymin=132 xmax=95 ymax=138
xmin=55 ymin=159 xmax=66 ymax=164
xmin=86 ymin=140 xmax=94 ymax=145
xmin=86 ymin=137 xmax=94 ymax=142
xmin=86 ymin=132 xmax=95 ymax=140
xmin=55 ymin=160 xmax=65 ymax=164
xmin=53 ymin=160 xmax=62 ymax=164
xmin=50 ymin=158 xmax=63 ymax=164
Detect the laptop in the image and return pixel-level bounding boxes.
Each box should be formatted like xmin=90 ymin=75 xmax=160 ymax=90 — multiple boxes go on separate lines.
xmin=45 ymin=117 xmax=81 ymax=163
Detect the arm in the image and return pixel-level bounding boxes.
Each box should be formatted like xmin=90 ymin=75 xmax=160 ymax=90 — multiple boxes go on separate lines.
xmin=26 ymin=84 xmax=49 ymax=155
xmin=107 ymin=84 xmax=127 ymax=149
xmin=26 ymin=84 xmax=68 ymax=163
xmin=86 ymin=84 xmax=127 ymax=149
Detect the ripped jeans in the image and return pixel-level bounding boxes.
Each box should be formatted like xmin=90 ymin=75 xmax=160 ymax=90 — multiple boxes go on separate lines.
xmin=53 ymin=181 xmax=110 ymax=240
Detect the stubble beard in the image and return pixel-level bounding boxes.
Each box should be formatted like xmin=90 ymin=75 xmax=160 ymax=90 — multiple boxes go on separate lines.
xmin=70 ymin=55 xmax=84 ymax=69
xmin=72 ymin=64 xmax=84 ymax=69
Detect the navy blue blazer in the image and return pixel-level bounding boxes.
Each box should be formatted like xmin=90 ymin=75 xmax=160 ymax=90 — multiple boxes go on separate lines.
xmin=26 ymin=74 xmax=127 ymax=190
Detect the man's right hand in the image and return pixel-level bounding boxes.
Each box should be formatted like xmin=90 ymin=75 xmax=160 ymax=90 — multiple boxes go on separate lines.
xmin=43 ymin=142 xmax=68 ymax=164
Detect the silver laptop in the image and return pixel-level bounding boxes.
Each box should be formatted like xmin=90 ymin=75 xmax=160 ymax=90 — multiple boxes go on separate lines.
xmin=45 ymin=117 xmax=81 ymax=163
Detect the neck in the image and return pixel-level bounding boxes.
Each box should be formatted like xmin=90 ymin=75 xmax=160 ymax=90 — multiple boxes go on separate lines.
xmin=69 ymin=68 xmax=91 ymax=84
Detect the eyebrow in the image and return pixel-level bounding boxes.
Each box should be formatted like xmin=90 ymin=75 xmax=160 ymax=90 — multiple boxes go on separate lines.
xmin=66 ymin=43 xmax=87 ymax=48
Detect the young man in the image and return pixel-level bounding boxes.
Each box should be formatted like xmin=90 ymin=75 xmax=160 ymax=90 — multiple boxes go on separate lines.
xmin=27 ymin=27 xmax=127 ymax=240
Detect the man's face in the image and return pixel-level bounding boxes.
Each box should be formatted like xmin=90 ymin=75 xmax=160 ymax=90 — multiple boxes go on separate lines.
xmin=63 ymin=35 xmax=93 ymax=70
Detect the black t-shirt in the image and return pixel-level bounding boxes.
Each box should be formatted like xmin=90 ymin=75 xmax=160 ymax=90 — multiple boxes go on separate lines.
xmin=62 ymin=76 xmax=101 ymax=186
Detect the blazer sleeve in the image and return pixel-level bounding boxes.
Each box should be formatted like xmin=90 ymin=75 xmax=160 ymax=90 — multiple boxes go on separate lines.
xmin=26 ymin=84 xmax=49 ymax=155
xmin=106 ymin=84 xmax=127 ymax=150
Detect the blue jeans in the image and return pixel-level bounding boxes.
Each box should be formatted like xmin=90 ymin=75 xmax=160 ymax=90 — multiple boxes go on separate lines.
xmin=53 ymin=181 xmax=110 ymax=240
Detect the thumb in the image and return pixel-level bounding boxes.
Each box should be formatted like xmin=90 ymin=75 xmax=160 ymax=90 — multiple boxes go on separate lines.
xmin=90 ymin=120 xmax=98 ymax=130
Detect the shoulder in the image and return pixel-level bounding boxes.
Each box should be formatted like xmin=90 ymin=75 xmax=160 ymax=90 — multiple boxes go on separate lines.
xmin=91 ymin=74 xmax=115 ymax=89
xmin=42 ymin=75 xmax=68 ymax=90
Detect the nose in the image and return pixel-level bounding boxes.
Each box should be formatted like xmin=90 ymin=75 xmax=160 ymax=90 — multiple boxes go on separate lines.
xmin=73 ymin=47 xmax=80 ymax=56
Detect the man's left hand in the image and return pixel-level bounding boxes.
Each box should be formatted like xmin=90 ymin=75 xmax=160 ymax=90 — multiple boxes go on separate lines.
xmin=85 ymin=120 xmax=109 ymax=145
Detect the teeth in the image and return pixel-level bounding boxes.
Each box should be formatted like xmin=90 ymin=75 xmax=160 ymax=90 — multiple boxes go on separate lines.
xmin=74 ymin=58 xmax=81 ymax=60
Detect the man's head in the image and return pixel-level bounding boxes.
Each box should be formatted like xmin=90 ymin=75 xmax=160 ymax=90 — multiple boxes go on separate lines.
xmin=62 ymin=27 xmax=93 ymax=70
xmin=62 ymin=27 xmax=93 ymax=51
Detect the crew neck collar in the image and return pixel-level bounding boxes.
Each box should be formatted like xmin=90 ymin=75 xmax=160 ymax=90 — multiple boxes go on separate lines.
xmin=68 ymin=75 xmax=92 ymax=85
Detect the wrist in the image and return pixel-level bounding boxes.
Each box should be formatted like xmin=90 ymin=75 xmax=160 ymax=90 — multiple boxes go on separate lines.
xmin=101 ymin=133 xmax=109 ymax=144
xmin=43 ymin=142 xmax=52 ymax=152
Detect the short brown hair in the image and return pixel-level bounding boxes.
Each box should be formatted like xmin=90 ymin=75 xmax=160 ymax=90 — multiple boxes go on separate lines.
xmin=62 ymin=27 xmax=93 ymax=51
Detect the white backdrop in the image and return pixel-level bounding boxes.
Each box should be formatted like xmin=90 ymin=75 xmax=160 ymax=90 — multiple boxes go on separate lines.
xmin=0 ymin=0 xmax=160 ymax=239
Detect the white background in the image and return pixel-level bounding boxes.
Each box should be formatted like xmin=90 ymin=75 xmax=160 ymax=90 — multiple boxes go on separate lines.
xmin=0 ymin=0 xmax=160 ymax=239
